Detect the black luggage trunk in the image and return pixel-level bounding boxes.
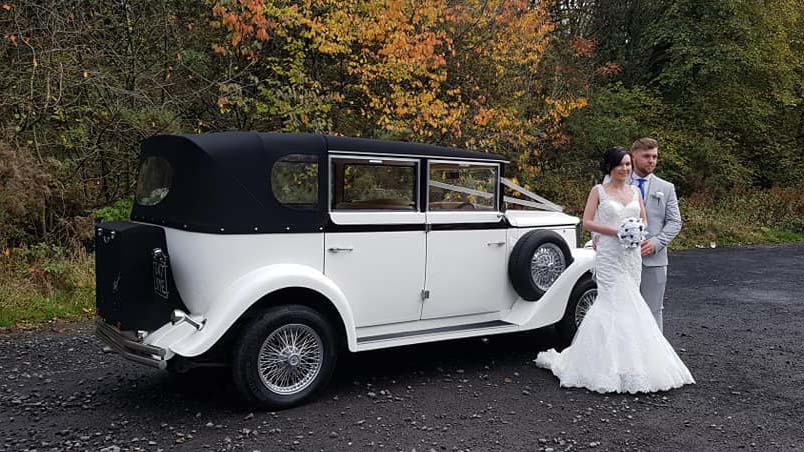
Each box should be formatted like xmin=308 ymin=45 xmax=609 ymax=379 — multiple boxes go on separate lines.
xmin=95 ymin=221 xmax=187 ymax=331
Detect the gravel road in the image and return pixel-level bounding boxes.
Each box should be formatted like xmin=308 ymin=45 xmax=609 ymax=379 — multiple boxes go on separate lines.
xmin=1 ymin=243 xmax=803 ymax=452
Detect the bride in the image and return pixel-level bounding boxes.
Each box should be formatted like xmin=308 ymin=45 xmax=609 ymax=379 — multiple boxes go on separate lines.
xmin=535 ymin=147 xmax=695 ymax=393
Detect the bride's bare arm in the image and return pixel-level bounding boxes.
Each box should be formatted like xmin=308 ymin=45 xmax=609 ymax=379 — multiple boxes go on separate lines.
xmin=583 ymin=187 xmax=618 ymax=236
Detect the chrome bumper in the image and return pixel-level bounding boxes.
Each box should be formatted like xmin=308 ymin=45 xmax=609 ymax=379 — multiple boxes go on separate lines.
xmin=95 ymin=318 xmax=168 ymax=370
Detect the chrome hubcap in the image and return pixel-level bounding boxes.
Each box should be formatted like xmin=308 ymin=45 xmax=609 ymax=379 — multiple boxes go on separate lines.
xmin=574 ymin=288 xmax=597 ymax=326
xmin=258 ymin=324 xmax=323 ymax=395
xmin=530 ymin=243 xmax=566 ymax=291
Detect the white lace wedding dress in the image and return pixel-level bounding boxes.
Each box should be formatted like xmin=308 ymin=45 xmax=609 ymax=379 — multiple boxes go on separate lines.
xmin=534 ymin=184 xmax=695 ymax=393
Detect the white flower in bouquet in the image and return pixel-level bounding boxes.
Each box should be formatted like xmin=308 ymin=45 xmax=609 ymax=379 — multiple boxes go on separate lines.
xmin=617 ymin=217 xmax=646 ymax=249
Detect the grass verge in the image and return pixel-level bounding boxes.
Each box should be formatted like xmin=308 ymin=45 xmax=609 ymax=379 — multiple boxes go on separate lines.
xmin=673 ymin=187 xmax=804 ymax=248
xmin=0 ymin=244 xmax=95 ymax=329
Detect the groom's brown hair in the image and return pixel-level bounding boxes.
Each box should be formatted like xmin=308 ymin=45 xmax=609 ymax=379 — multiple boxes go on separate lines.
xmin=631 ymin=137 xmax=658 ymax=153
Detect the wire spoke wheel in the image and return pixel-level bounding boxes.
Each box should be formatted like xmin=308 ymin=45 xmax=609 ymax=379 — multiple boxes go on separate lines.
xmin=530 ymin=243 xmax=567 ymax=291
xmin=257 ymin=324 xmax=323 ymax=395
xmin=574 ymin=288 xmax=597 ymax=326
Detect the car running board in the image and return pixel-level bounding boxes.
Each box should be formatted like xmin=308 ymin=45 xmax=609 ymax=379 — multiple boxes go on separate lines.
xmin=357 ymin=320 xmax=517 ymax=345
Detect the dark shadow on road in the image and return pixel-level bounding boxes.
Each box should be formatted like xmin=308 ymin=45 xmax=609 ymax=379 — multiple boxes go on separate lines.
xmin=329 ymin=325 xmax=563 ymax=391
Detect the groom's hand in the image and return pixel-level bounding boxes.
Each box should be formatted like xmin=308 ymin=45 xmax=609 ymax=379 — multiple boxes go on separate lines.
xmin=640 ymin=240 xmax=656 ymax=257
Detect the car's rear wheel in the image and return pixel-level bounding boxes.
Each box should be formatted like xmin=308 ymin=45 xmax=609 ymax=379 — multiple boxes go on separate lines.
xmin=556 ymin=274 xmax=597 ymax=344
xmin=232 ymin=305 xmax=337 ymax=409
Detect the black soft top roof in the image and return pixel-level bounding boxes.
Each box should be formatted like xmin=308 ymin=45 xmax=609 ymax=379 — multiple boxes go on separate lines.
xmin=131 ymin=132 xmax=507 ymax=234
xmin=178 ymin=132 xmax=507 ymax=162
xmin=324 ymin=135 xmax=508 ymax=162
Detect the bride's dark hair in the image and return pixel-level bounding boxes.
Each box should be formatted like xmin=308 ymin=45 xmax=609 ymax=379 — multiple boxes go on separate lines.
xmin=599 ymin=146 xmax=630 ymax=175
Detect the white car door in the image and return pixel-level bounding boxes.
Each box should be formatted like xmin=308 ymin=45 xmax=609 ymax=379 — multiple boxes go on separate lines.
xmin=420 ymin=161 xmax=510 ymax=320
xmin=324 ymin=156 xmax=426 ymax=327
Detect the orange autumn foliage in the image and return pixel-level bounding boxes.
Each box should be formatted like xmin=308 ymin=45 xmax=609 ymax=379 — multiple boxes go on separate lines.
xmin=210 ymin=0 xmax=586 ymax=178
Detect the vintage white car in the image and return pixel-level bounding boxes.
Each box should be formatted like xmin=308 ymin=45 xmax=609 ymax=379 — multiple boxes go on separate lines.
xmin=95 ymin=132 xmax=597 ymax=409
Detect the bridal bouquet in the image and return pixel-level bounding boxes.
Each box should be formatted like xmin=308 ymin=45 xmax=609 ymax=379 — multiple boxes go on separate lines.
xmin=617 ymin=217 xmax=647 ymax=249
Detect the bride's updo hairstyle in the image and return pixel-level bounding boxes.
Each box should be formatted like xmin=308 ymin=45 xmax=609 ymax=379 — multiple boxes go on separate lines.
xmin=599 ymin=146 xmax=630 ymax=175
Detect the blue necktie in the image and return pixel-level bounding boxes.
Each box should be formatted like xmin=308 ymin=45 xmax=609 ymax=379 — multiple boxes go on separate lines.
xmin=636 ymin=178 xmax=647 ymax=199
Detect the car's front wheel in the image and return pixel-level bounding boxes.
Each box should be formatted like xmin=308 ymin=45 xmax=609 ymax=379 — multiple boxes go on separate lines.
xmin=555 ymin=273 xmax=597 ymax=345
xmin=232 ymin=305 xmax=337 ymax=409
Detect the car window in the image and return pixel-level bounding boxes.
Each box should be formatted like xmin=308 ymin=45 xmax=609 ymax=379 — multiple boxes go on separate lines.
xmin=331 ymin=158 xmax=417 ymax=211
xmin=135 ymin=157 xmax=172 ymax=206
xmin=271 ymin=154 xmax=319 ymax=208
xmin=428 ymin=162 xmax=497 ymax=211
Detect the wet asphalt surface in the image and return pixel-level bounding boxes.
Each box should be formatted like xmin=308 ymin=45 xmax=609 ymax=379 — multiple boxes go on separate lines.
xmin=1 ymin=243 xmax=803 ymax=452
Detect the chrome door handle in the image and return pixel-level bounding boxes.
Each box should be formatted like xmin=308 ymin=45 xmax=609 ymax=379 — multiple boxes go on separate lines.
xmin=328 ymin=247 xmax=354 ymax=253
xmin=486 ymin=241 xmax=506 ymax=247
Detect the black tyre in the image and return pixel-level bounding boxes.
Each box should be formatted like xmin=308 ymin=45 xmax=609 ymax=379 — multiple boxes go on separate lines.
xmin=508 ymin=230 xmax=573 ymax=301
xmin=232 ymin=305 xmax=337 ymax=410
xmin=555 ymin=273 xmax=597 ymax=344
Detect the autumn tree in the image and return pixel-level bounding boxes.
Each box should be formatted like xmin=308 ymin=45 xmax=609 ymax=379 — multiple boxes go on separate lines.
xmin=210 ymin=0 xmax=587 ymax=181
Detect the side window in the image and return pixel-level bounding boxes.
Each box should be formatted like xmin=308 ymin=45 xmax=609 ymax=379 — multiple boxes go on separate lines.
xmin=271 ymin=154 xmax=319 ymax=208
xmin=428 ymin=162 xmax=498 ymax=211
xmin=331 ymin=158 xmax=417 ymax=211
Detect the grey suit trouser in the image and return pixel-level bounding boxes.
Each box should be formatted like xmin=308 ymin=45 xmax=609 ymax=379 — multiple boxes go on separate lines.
xmin=640 ymin=266 xmax=667 ymax=332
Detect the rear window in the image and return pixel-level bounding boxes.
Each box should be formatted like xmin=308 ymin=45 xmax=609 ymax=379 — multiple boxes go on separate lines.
xmin=135 ymin=157 xmax=172 ymax=206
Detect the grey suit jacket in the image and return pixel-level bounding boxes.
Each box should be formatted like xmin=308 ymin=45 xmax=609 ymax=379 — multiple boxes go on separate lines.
xmin=638 ymin=174 xmax=682 ymax=267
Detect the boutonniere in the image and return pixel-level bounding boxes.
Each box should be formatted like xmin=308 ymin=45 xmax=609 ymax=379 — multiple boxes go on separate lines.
xmin=651 ymin=192 xmax=664 ymax=200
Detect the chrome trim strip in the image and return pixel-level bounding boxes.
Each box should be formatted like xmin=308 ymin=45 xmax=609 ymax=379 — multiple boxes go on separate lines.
xmin=356 ymin=320 xmax=513 ymax=343
xmin=95 ymin=318 xmax=168 ymax=370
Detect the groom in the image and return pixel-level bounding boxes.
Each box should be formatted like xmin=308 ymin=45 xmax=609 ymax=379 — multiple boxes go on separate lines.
xmin=630 ymin=138 xmax=682 ymax=332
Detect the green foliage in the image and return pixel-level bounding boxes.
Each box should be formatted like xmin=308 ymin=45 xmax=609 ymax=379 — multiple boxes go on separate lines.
xmin=565 ymin=85 xmax=663 ymax=150
xmin=0 ymin=137 xmax=58 ymax=246
xmin=673 ymin=186 xmax=804 ymax=248
xmin=119 ymin=107 xmax=184 ymax=135
xmin=645 ymin=0 xmax=804 ymax=188
xmin=761 ymin=229 xmax=804 ymax=244
xmin=0 ymin=0 xmax=230 ymax=245
xmin=540 ymin=0 xmax=804 ymax=202
xmin=0 ymin=243 xmax=95 ymax=327
xmin=781 ymin=218 xmax=804 ymax=234
xmin=558 ymin=84 xmax=670 ymax=171
xmin=0 ymin=287 xmax=95 ymax=328
xmin=92 ymin=199 xmax=134 ymax=223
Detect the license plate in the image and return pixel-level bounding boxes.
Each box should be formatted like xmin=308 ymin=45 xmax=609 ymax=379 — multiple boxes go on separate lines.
xmin=153 ymin=254 xmax=169 ymax=299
